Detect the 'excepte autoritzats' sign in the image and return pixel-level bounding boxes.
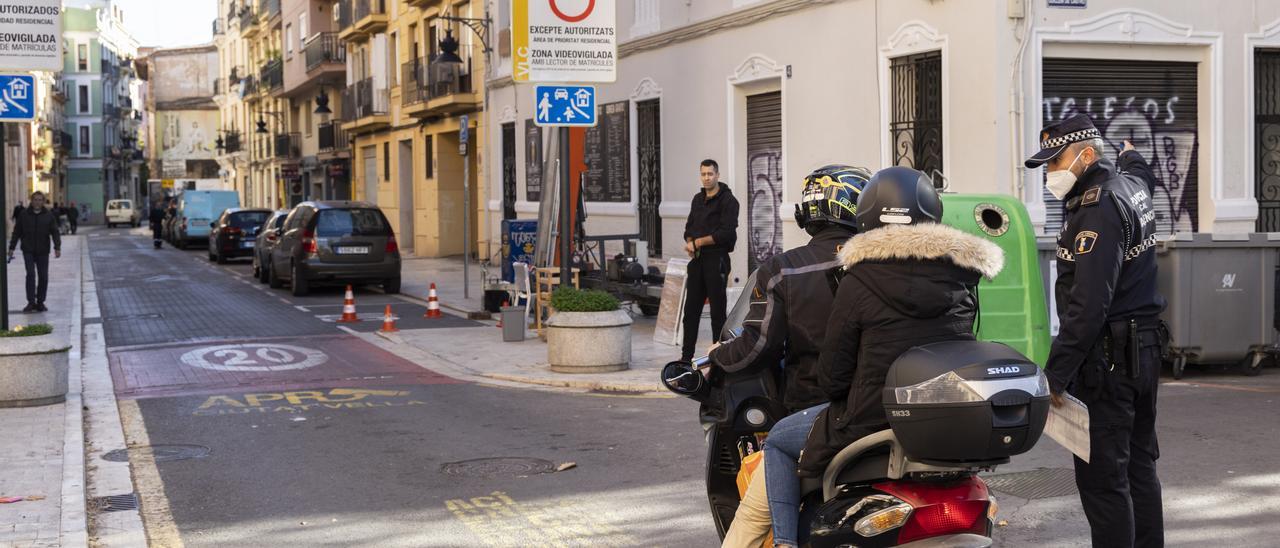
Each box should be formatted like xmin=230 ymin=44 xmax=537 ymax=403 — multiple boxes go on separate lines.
xmin=513 ymin=0 xmax=617 ymax=83
xmin=0 ymin=0 xmax=62 ymax=71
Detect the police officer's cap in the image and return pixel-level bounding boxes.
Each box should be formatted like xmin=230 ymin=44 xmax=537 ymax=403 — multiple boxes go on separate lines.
xmin=1024 ymin=114 xmax=1102 ymax=169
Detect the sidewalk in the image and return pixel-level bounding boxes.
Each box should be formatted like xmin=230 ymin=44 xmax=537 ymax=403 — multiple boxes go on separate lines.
xmin=375 ymin=255 xmax=715 ymax=394
xmin=0 ymin=235 xmax=88 ymax=547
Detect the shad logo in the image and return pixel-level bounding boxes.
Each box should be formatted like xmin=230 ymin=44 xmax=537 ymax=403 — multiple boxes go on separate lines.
xmin=987 ymin=366 xmax=1022 ymax=376
xmin=1223 ymin=273 xmax=1236 ymax=289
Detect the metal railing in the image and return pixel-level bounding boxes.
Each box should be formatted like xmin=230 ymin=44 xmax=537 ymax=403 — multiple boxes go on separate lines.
xmin=261 ymin=58 xmax=284 ymax=91
xmin=223 ymin=131 xmax=242 ymax=153
xmin=274 ymin=132 xmax=300 ymax=158
xmin=318 ymin=122 xmax=347 ymax=151
xmin=343 ymin=77 xmax=388 ymax=120
xmin=241 ymin=74 xmax=258 ymax=95
xmin=353 ymin=0 xmax=386 ymax=22
xmin=261 ymin=0 xmax=280 ymax=19
xmin=335 ymin=0 xmax=352 ymax=32
xmin=239 ymin=5 xmax=256 ymax=28
xmin=402 ymin=49 xmax=474 ymax=105
xmin=103 ymin=104 xmax=119 ymax=118
xmin=59 ymin=131 xmax=72 ymax=151
xmin=401 ymin=59 xmax=423 ymax=106
xmin=304 ymin=33 xmax=345 ymax=72
xmin=213 ymin=18 xmax=223 ymax=35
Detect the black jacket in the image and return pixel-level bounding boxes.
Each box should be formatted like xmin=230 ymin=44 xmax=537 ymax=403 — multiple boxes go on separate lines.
xmin=9 ymin=206 xmax=62 ymax=256
xmin=1046 ymin=152 xmax=1166 ymax=394
xmin=709 ymin=226 xmax=852 ymax=411
xmin=683 ymin=183 xmax=738 ymax=253
xmin=798 ymin=223 xmax=1003 ymax=477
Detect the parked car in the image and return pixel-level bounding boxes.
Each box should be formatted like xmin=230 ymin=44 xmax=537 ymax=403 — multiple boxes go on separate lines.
xmin=173 ymin=190 xmax=239 ymax=249
xmin=208 ymin=208 xmax=272 ymax=264
xmin=105 ymin=199 xmax=141 ymax=228
xmin=252 ymin=210 xmax=289 ymax=283
xmin=268 ymin=201 xmax=401 ymax=297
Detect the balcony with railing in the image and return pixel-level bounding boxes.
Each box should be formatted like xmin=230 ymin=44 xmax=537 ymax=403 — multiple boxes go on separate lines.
xmin=259 ymin=0 xmax=281 ymax=22
xmin=240 ymin=5 xmax=260 ymax=37
xmin=341 ymin=77 xmax=390 ymax=132
xmin=240 ymin=74 xmax=258 ymax=97
xmin=213 ymin=18 xmax=223 ymax=35
xmin=58 ymin=131 xmax=73 ymax=151
xmin=402 ymin=49 xmax=478 ymax=116
xmin=274 ymin=132 xmax=300 ymax=158
xmin=99 ymin=59 xmax=117 ymax=78
xmin=261 ymin=58 xmax=284 ymax=93
xmin=103 ymin=104 xmax=119 ymax=119
xmin=304 ymin=33 xmax=345 ymax=74
xmin=318 ymin=122 xmax=348 ymax=153
xmin=222 ymin=131 xmax=242 ymax=154
xmin=335 ymin=0 xmax=355 ymax=41
xmin=352 ymin=0 xmax=388 ymax=36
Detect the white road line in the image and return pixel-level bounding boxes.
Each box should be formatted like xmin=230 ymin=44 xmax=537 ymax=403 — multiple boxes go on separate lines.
xmin=337 ymin=325 xmax=359 ymax=336
xmin=294 ymin=305 xmax=311 ymax=312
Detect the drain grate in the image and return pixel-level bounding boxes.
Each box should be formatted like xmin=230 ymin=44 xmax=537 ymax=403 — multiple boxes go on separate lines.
xmin=102 ymin=444 xmax=211 ymax=463
xmin=441 ymin=457 xmax=556 ymax=478
xmin=104 ymin=313 xmax=165 ymax=322
xmin=92 ymin=493 xmax=139 ymax=513
xmin=984 ymin=468 xmax=1079 ymax=500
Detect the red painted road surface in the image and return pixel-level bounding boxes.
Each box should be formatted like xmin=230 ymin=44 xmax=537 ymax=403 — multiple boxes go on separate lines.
xmin=109 ymin=335 xmax=462 ymax=399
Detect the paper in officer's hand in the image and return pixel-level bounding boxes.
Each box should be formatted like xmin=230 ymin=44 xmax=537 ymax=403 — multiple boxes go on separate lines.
xmin=1044 ymin=392 xmax=1090 ymax=463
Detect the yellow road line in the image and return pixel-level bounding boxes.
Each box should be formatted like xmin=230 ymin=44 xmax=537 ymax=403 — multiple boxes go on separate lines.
xmin=119 ymin=399 xmax=185 ymax=548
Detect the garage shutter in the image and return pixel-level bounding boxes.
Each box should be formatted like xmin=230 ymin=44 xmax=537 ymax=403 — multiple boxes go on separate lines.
xmin=746 ymin=91 xmax=783 ymax=271
xmin=1041 ymin=58 xmax=1199 ymax=234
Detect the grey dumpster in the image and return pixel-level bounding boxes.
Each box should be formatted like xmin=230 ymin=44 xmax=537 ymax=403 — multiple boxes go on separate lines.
xmin=1156 ymin=233 xmax=1280 ymax=378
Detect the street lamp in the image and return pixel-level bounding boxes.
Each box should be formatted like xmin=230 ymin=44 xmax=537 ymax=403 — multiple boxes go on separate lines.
xmin=314 ymin=88 xmax=331 ymax=115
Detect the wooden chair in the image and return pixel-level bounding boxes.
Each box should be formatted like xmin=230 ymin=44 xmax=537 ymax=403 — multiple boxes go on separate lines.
xmin=533 ymin=266 xmax=581 ymax=337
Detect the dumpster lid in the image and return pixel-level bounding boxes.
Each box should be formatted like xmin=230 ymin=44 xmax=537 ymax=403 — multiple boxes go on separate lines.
xmin=1157 ymin=232 xmax=1280 ymax=248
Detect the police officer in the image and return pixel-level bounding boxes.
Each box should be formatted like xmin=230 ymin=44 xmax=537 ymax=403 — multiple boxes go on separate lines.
xmin=709 ymin=164 xmax=871 ymax=413
xmin=1025 ymin=114 xmax=1166 ymax=548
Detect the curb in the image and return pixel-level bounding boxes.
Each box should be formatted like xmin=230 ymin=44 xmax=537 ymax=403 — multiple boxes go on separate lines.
xmin=481 ymin=373 xmax=670 ymax=396
xmin=60 ymin=235 xmax=88 ymax=548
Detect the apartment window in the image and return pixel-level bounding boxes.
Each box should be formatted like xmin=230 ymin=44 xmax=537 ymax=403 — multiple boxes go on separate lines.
xmin=286 ymin=24 xmax=294 ymax=56
xmin=305 ymin=105 xmax=312 ymax=137
xmin=78 ymin=125 xmax=90 ymax=156
xmin=78 ymin=84 xmax=89 ymax=113
xmin=299 ymin=13 xmax=308 ymax=42
xmin=424 ymin=135 xmax=433 ymax=178
xmin=76 ymin=43 xmax=88 ymax=71
xmin=889 ymin=51 xmax=944 ymax=180
xmin=390 ymin=32 xmax=399 ymax=86
xmin=383 ymin=142 xmax=389 ymax=181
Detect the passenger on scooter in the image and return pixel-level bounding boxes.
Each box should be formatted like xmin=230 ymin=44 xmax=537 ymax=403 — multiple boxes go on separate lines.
xmin=708 ymin=164 xmax=870 ymax=412
xmin=749 ymin=167 xmax=1004 ymax=548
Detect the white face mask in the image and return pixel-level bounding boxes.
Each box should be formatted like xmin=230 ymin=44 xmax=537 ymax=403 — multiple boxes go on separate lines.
xmin=1045 ymin=149 xmax=1086 ymax=200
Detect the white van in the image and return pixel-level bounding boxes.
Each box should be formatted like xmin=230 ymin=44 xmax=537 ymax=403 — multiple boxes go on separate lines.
xmin=106 ymin=199 xmax=141 ymax=228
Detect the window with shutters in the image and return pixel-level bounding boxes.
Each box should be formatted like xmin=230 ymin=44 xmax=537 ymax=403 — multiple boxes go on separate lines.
xmin=889 ymin=51 xmax=943 ymax=182
xmin=1042 ymin=58 xmax=1198 ymax=234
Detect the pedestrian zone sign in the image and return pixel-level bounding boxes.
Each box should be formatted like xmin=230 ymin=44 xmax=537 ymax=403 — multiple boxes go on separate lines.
xmin=533 ymin=85 xmax=596 ymax=127
xmin=0 ymin=74 xmax=35 ymax=122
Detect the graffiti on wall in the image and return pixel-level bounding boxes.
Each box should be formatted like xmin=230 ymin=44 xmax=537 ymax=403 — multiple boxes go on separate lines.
xmin=1043 ymin=95 xmax=1198 ymax=233
xmin=747 ymin=150 xmax=783 ymax=270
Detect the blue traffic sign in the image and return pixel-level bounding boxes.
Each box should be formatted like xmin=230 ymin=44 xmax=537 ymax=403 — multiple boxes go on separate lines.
xmin=0 ymin=74 xmax=35 ymax=122
xmin=534 ymin=85 xmax=596 ymax=127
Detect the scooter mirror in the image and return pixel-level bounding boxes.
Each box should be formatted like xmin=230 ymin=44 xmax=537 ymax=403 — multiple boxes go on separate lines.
xmin=661 ymin=361 xmax=711 ymax=401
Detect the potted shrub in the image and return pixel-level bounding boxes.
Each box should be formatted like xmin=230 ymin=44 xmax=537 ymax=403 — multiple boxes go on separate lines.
xmin=545 ymin=288 xmax=631 ymax=373
xmin=0 ymin=323 xmax=70 ymax=408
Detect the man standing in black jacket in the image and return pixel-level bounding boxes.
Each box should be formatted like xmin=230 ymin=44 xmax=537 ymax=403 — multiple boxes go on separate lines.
xmin=681 ymin=159 xmax=739 ymax=362
xmin=7 ymin=191 xmax=62 ymax=313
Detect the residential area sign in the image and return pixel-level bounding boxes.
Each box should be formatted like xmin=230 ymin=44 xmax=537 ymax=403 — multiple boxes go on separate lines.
xmin=0 ymin=0 xmax=63 ymax=72
xmin=533 ymin=85 xmax=597 ymax=127
xmin=513 ymin=0 xmax=617 ymax=83
xmin=0 ymin=74 xmax=35 ymax=122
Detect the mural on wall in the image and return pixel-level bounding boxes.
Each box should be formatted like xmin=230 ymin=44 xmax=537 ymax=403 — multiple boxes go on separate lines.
xmin=747 ymin=151 xmax=782 ymax=270
xmin=157 ymin=111 xmax=217 ymax=162
xmin=1043 ymin=59 xmax=1199 ymax=233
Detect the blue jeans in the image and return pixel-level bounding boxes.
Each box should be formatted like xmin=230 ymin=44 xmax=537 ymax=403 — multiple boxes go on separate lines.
xmin=763 ymin=403 xmax=827 ymax=547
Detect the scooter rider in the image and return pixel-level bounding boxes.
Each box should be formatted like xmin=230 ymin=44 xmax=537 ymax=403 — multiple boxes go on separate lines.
xmin=708 ymin=164 xmax=871 ymax=411
xmin=745 ymin=167 xmax=1004 ymax=548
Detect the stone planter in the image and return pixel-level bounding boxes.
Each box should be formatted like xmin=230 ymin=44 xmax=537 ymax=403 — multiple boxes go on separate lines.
xmin=0 ymin=332 xmax=71 ymax=408
xmin=546 ymin=309 xmax=632 ymax=373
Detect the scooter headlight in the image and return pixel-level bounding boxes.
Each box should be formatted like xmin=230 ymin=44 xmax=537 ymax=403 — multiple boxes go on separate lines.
xmin=744 ymin=407 xmax=767 ymax=428
xmin=855 ymin=503 xmax=913 ymax=537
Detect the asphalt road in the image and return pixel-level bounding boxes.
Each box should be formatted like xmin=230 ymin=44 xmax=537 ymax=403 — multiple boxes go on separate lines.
xmin=89 ymin=229 xmax=719 ymax=547
xmin=87 ymin=227 xmax=1280 ymax=547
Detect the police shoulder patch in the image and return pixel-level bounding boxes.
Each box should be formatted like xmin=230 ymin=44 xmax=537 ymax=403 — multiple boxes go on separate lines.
xmin=1074 ymin=230 xmax=1099 ymax=255
xmin=1081 ymin=187 xmax=1102 ymax=207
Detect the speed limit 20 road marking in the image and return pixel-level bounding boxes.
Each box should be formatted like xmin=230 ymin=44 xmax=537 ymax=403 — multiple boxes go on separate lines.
xmin=179 ymin=343 xmax=328 ymax=372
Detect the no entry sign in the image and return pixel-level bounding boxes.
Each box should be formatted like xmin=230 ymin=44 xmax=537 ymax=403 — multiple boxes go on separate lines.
xmin=513 ymin=0 xmax=616 ymax=83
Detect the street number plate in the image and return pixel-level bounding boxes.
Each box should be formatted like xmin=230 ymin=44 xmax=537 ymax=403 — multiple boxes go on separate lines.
xmin=336 ymin=246 xmax=370 ymax=255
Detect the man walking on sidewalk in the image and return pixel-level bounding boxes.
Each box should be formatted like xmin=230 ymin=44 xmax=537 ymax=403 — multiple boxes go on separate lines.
xmin=680 ymin=159 xmax=739 ymax=362
xmin=7 ymin=191 xmax=62 ymax=313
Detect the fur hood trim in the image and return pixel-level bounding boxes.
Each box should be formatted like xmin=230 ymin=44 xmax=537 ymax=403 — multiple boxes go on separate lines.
xmin=837 ymin=223 xmax=1004 ymax=280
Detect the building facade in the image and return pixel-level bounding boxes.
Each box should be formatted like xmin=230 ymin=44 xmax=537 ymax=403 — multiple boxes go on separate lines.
xmin=62 ymin=0 xmax=142 ymax=224
xmin=481 ymin=0 xmax=1279 ymax=281
xmin=138 ymin=45 xmax=221 ymax=197
xmin=337 ymin=0 xmax=488 ymax=257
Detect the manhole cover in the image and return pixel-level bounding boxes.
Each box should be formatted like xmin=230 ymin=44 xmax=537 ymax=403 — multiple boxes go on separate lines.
xmin=441 ymin=457 xmax=556 ymax=478
xmin=91 ymin=493 xmax=139 ymax=513
xmin=101 ymin=444 xmax=211 ymax=463
xmin=984 ymin=468 xmax=1078 ymax=500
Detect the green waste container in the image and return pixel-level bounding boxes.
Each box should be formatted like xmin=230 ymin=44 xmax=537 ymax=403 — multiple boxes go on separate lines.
xmin=940 ymin=194 xmax=1052 ymax=366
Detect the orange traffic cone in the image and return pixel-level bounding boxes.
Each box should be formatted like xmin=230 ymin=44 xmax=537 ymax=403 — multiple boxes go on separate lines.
xmin=424 ymin=283 xmax=443 ymax=318
xmin=380 ymin=304 xmax=399 ymax=333
xmin=337 ymin=285 xmax=359 ymax=323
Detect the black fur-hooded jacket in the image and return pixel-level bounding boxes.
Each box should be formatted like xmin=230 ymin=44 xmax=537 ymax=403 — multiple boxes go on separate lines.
xmin=798 ymin=222 xmax=1004 ymax=477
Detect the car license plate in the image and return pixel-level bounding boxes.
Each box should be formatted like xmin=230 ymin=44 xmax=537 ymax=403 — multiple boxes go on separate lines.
xmin=336 ymin=246 xmax=370 ymax=255
xmin=241 ymin=241 xmax=254 ymax=249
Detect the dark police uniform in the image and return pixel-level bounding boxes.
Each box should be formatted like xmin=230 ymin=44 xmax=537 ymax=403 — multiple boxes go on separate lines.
xmin=1028 ymin=115 xmax=1166 ymax=548
xmin=682 ymin=182 xmax=739 ymax=361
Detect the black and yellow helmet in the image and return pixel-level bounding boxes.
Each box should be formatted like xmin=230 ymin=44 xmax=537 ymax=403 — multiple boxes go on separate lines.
xmin=794 ymin=164 xmax=872 ymax=234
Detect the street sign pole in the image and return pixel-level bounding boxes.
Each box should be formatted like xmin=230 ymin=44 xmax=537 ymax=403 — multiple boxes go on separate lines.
xmin=1 ymin=123 xmax=8 ymax=332
xmin=460 ymin=114 xmax=470 ymax=300
xmin=559 ymin=127 xmax=570 ymax=285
